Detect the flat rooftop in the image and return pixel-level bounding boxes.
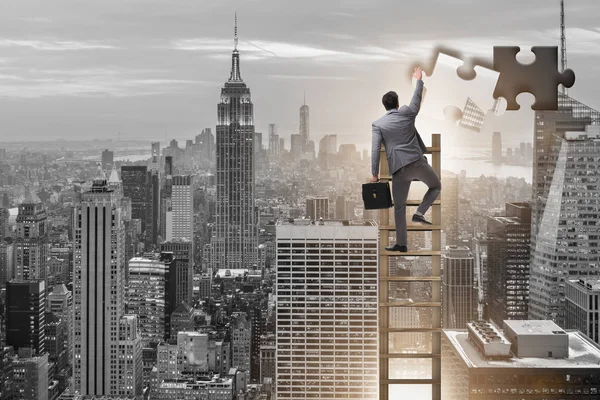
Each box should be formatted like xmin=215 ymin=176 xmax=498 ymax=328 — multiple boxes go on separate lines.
xmin=445 ymin=330 xmax=600 ymax=369
xmin=568 ymin=278 xmax=600 ymax=292
xmin=504 ymin=320 xmax=566 ymax=336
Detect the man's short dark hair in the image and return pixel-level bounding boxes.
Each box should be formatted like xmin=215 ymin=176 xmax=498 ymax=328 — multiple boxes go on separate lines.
xmin=382 ymin=91 xmax=399 ymax=111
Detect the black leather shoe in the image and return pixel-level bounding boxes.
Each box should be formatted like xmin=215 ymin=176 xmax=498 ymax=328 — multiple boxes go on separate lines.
xmin=385 ymin=244 xmax=408 ymax=252
xmin=412 ymin=214 xmax=433 ymax=225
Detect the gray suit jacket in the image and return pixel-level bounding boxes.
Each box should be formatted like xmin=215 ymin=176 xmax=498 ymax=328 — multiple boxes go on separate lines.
xmin=371 ymin=79 xmax=427 ymax=176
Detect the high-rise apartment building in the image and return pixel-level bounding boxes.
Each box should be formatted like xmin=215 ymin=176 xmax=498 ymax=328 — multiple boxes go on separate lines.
xmin=101 ymin=149 xmax=114 ymax=172
xmin=14 ymin=190 xmax=48 ymax=281
xmin=487 ymin=202 xmax=531 ymax=325
xmin=492 ymin=131 xmax=502 ymax=165
xmin=530 ymin=122 xmax=600 ymax=325
xmin=275 ymin=220 xmax=378 ymax=400
xmin=305 ymin=197 xmax=329 ymax=221
xmin=128 ymin=256 xmax=168 ymax=344
xmin=6 ymin=280 xmax=46 ymax=355
xmin=212 ymin=19 xmax=258 ymax=268
xmin=442 ymin=245 xmax=476 ymax=329
xmin=290 ymin=134 xmax=304 ymax=158
xmin=73 ymin=177 xmax=127 ymax=396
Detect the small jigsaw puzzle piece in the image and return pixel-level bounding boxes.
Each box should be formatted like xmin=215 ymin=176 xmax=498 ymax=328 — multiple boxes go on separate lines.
xmin=493 ymin=46 xmax=575 ymax=111
xmin=412 ymin=51 xmax=500 ymax=131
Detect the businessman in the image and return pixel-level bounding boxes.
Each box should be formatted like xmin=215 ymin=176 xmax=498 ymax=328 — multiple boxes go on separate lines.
xmin=371 ymin=67 xmax=441 ymax=252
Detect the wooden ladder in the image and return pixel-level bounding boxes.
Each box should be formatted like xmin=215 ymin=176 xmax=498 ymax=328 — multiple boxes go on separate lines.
xmin=378 ymin=134 xmax=442 ymax=400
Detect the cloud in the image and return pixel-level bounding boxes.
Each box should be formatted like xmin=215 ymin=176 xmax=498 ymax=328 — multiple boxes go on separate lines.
xmin=172 ymin=38 xmax=394 ymax=63
xmin=268 ymin=74 xmax=354 ymax=81
xmin=0 ymin=39 xmax=117 ymax=51
xmin=0 ymin=68 xmax=217 ymax=98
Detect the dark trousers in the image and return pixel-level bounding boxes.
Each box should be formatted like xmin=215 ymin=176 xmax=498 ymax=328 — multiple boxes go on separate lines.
xmin=391 ymin=156 xmax=441 ymax=246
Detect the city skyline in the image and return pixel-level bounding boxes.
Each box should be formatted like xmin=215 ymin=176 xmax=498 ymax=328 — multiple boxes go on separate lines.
xmin=0 ymin=1 xmax=599 ymax=147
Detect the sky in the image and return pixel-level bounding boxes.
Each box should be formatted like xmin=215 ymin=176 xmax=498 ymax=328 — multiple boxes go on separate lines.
xmin=0 ymin=0 xmax=599 ymax=149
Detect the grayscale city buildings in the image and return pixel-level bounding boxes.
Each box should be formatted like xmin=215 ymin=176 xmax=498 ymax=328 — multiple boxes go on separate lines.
xmin=565 ymin=278 xmax=600 ymax=344
xmin=530 ymin=119 xmax=600 ymax=325
xmin=72 ymin=176 xmax=141 ymax=396
xmin=442 ymin=320 xmax=600 ymax=399
xmin=275 ymin=220 xmax=378 ymax=399
xmin=211 ymin=23 xmax=258 ymax=269
xmin=14 ymin=190 xmax=48 ymax=281
xmin=442 ymin=245 xmax=476 ymax=329
xmin=487 ymin=202 xmax=531 ymax=324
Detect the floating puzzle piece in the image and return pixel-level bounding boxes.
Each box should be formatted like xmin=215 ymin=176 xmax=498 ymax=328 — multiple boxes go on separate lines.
xmin=411 ymin=50 xmax=500 ymax=132
xmin=493 ymin=46 xmax=575 ymax=111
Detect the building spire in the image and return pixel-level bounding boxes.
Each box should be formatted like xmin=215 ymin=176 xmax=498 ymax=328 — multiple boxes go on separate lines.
xmin=560 ymin=0 xmax=568 ymax=95
xmin=303 ymin=90 xmax=306 ymax=106
xmin=229 ymin=13 xmax=242 ymax=82
xmin=234 ymin=12 xmax=238 ymax=51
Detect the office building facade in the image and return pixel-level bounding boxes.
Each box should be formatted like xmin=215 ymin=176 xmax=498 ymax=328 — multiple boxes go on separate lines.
xmin=487 ymin=202 xmax=531 ymax=324
xmin=275 ymin=220 xmax=378 ymax=399
xmin=6 ymin=280 xmax=46 ymax=355
xmin=565 ymin=278 xmax=600 ymax=344
xmin=530 ymin=122 xmax=600 ymax=325
xmin=212 ymin=21 xmax=258 ymax=269
xmin=73 ymin=177 xmax=127 ymax=396
xmin=442 ymin=246 xmax=476 ymax=329
xmin=14 ymin=191 xmax=48 ymax=281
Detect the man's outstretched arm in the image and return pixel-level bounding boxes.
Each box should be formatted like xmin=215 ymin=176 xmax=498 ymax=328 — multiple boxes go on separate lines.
xmin=407 ymin=67 xmax=424 ymax=116
xmin=371 ymin=123 xmax=382 ymax=181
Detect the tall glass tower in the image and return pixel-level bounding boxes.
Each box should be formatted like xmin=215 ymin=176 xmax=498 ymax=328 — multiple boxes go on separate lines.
xmin=529 ymin=94 xmax=600 ymax=325
xmin=212 ymin=16 xmax=258 ymax=268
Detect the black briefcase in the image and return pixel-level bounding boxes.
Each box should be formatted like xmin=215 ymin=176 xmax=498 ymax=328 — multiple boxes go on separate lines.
xmin=362 ymin=182 xmax=393 ymax=210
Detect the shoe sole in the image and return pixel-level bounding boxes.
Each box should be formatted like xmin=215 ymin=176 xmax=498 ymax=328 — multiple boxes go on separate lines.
xmin=412 ymin=218 xmax=433 ymax=225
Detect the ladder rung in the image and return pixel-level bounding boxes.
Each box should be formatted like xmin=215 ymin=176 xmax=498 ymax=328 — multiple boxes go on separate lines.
xmin=380 ymin=276 xmax=441 ymax=282
xmin=379 ymin=225 xmax=442 ymax=232
xmin=380 ymin=379 xmax=441 ymax=385
xmin=380 ymin=146 xmax=440 ymax=155
xmin=380 ymin=353 xmax=441 ymax=359
xmin=380 ymin=250 xmax=441 ymax=257
xmin=380 ymin=302 xmax=441 ymax=308
xmin=380 ymin=327 xmax=442 ymax=333
xmin=406 ymin=200 xmax=441 ymax=206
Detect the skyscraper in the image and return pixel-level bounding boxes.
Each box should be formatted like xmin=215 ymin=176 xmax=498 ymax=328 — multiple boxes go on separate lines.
xmin=442 ymin=245 xmax=476 ymax=329
xmin=300 ymin=95 xmax=309 ymax=146
xmin=530 ymin=123 xmax=600 ymax=325
xmin=6 ymin=280 xmax=46 ymax=355
xmin=231 ymin=312 xmax=251 ymax=374
xmin=14 ymin=189 xmax=48 ymax=281
xmin=117 ymin=314 xmax=143 ymax=396
xmin=212 ymin=16 xmax=258 ymax=268
xmin=150 ymin=142 xmax=161 ymax=174
xmin=101 ymin=149 xmax=114 ymax=172
xmin=171 ymin=175 xmax=193 ymax=242
xmin=491 ymin=131 xmax=502 ymax=165
xmin=121 ymin=166 xmax=149 ymax=232
xmin=127 ymin=256 xmax=168 ymax=344
xmin=305 ymin=197 xmax=329 ymax=220
xmin=73 ymin=177 xmax=128 ymax=396
xmin=268 ymin=123 xmax=279 ymax=156
xmin=275 ymin=220 xmax=378 ymax=400
xmin=565 ymin=278 xmax=600 ymax=344
xmin=487 ymin=202 xmax=531 ymax=325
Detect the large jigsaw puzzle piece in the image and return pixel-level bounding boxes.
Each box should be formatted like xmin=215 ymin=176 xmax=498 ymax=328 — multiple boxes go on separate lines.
xmin=411 ymin=50 xmax=500 ymax=131
xmin=493 ymin=46 xmax=575 ymax=110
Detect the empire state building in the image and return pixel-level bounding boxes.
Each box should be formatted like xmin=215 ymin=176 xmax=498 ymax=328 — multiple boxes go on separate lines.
xmin=212 ymin=16 xmax=258 ymax=268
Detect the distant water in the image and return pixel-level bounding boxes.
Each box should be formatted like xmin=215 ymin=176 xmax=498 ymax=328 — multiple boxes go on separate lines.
xmin=441 ymin=146 xmax=532 ymax=182
xmin=114 ymin=154 xmax=149 ymax=162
